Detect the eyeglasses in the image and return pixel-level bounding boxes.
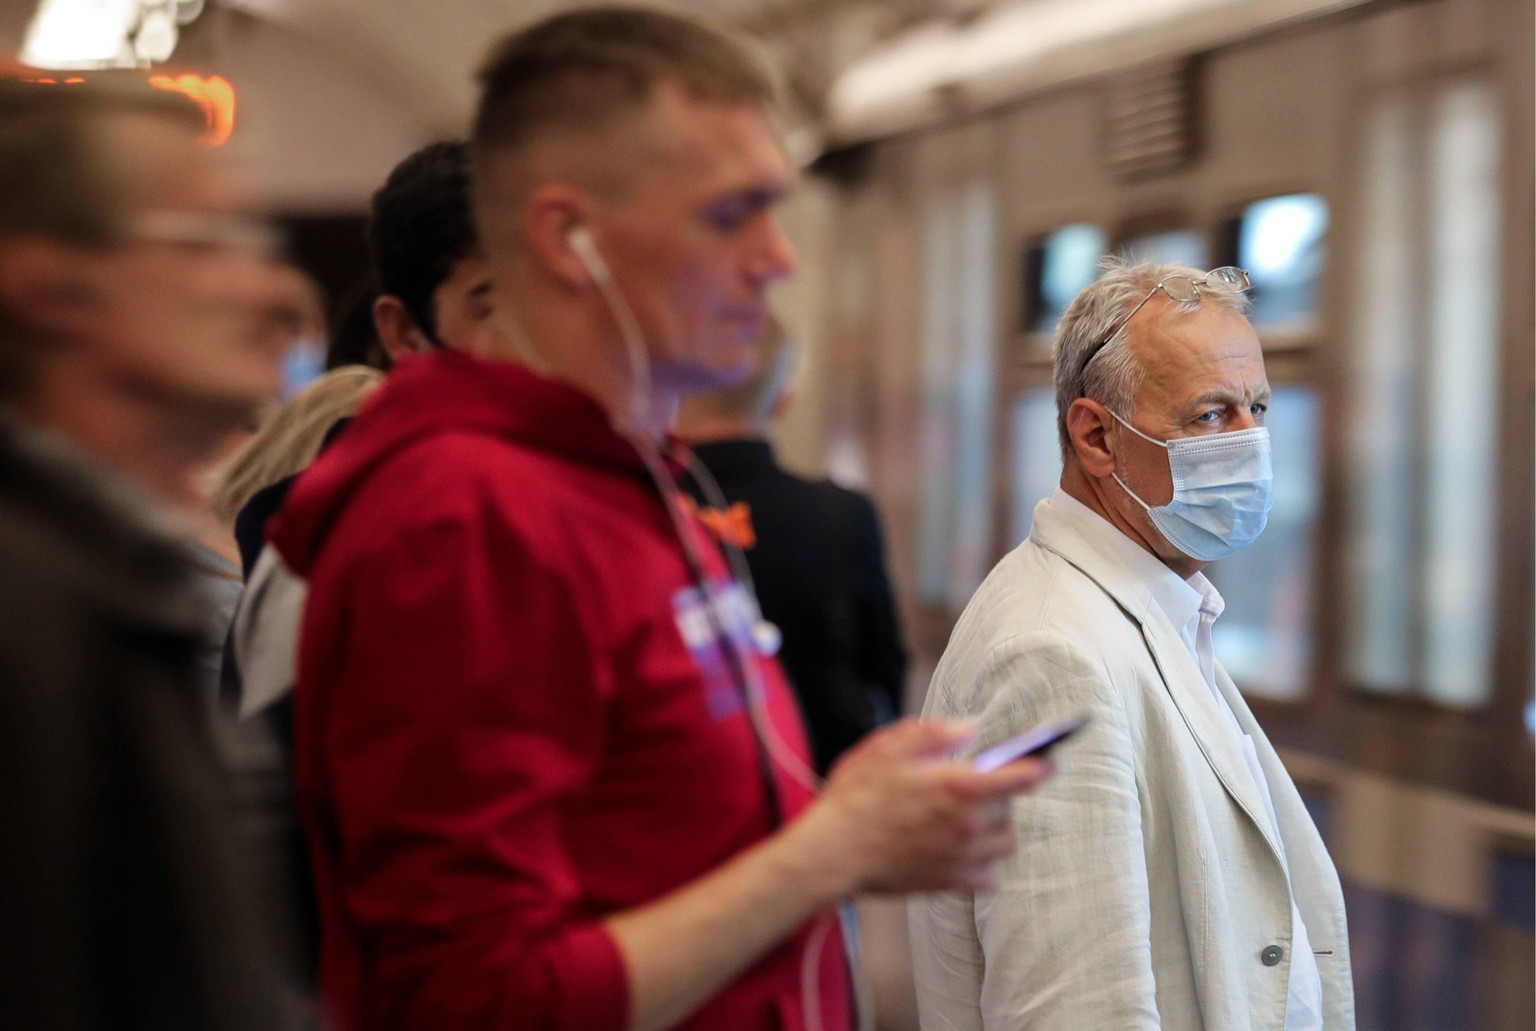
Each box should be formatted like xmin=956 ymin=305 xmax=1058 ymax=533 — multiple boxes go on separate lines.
xmin=1077 ymin=266 xmax=1250 ymax=382
xmin=125 ymin=210 xmax=284 ymax=259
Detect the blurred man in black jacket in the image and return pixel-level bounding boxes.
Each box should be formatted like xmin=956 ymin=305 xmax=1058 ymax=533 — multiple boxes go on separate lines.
xmin=678 ymin=317 xmax=908 ymax=772
xmin=0 ymin=75 xmax=294 ymax=1028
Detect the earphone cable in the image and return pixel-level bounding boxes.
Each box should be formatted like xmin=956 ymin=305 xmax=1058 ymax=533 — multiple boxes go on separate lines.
xmin=677 ymin=446 xmax=823 ymax=796
xmin=574 ymin=224 xmax=864 ymax=1031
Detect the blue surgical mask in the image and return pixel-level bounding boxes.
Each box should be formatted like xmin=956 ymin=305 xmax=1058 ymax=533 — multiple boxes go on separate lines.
xmin=1108 ymin=410 xmax=1274 ymax=562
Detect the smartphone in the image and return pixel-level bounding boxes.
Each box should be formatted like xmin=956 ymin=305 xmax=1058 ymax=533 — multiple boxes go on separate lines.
xmin=971 ymin=716 xmax=1088 ymax=773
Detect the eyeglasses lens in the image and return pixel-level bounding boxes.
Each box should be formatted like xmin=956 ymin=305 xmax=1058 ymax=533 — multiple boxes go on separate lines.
xmin=131 ymin=212 xmax=283 ymax=260
xmin=1161 ymin=277 xmax=1201 ymax=302
xmin=1208 ymin=266 xmax=1250 ymax=289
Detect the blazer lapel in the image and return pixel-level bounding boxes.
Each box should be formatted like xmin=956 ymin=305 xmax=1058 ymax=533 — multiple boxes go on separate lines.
xmin=1030 ymin=499 xmax=1285 ymax=865
xmin=1140 ymin=616 xmax=1285 ymax=863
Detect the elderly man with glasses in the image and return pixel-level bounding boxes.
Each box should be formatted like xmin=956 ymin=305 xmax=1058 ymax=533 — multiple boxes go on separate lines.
xmin=908 ymin=257 xmax=1356 ymax=1030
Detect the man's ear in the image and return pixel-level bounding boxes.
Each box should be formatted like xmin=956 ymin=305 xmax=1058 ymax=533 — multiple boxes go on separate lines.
xmin=372 ymin=295 xmax=431 ymax=363
xmin=0 ymin=236 xmax=102 ymax=339
xmin=1066 ymin=397 xmax=1118 ymax=478
xmin=523 ymin=183 xmax=597 ymax=291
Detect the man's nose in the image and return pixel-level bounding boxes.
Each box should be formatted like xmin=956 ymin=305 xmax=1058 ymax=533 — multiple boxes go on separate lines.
xmin=748 ymin=217 xmax=796 ymax=285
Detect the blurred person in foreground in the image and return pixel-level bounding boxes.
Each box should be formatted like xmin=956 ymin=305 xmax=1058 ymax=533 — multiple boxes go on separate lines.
xmin=677 ymin=315 xmax=907 ymax=773
xmin=267 ymin=7 xmax=1050 ymax=1029
xmin=0 ymin=74 xmax=293 ymax=1028
xmin=909 ymin=258 xmax=1354 ymax=1030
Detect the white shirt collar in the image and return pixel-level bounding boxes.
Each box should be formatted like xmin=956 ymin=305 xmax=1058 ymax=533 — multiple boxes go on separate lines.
xmin=1046 ymin=487 xmax=1225 ymax=632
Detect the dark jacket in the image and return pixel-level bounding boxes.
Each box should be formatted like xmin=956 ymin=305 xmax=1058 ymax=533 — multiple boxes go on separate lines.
xmin=0 ymin=423 xmax=288 ymax=1029
xmin=686 ymin=439 xmax=908 ymax=772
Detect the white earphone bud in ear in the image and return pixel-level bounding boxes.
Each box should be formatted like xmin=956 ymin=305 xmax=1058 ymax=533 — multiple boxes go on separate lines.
xmin=566 ymin=226 xmax=612 ymax=288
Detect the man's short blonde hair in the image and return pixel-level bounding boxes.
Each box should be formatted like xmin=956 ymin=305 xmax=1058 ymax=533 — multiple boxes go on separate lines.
xmin=472 ymin=5 xmax=779 ymax=166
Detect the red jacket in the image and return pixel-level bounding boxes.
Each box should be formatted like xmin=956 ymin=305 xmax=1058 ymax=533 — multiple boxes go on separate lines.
xmin=271 ymin=351 xmax=848 ymax=1031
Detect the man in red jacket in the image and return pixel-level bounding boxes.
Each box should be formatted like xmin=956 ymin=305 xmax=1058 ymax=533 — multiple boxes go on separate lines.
xmin=272 ymin=8 xmax=1051 ymax=1030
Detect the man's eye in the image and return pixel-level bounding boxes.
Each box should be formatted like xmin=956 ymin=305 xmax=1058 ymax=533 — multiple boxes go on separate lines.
xmin=704 ymin=206 xmax=749 ymax=233
xmin=1251 ymin=402 xmax=1269 ymax=418
xmin=1195 ymin=410 xmax=1222 ymax=424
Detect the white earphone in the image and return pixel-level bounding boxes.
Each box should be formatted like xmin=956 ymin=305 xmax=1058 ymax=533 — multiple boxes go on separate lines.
xmin=566 ymin=225 xmax=612 ymax=287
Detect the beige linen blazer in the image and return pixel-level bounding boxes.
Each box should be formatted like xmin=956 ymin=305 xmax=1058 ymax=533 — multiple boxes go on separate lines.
xmin=909 ymin=497 xmax=1354 ymax=1030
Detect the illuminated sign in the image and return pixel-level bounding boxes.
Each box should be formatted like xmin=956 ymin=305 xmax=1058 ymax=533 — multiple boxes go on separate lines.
xmin=10 ymin=70 xmax=235 ymax=146
xmin=149 ymin=73 xmax=235 ymax=146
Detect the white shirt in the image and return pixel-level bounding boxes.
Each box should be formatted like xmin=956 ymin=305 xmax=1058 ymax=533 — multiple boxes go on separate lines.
xmin=1052 ymin=489 xmax=1323 ymax=1031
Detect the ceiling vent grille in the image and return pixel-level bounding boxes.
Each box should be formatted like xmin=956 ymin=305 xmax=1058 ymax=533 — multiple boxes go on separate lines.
xmin=1103 ymin=59 xmax=1200 ymax=180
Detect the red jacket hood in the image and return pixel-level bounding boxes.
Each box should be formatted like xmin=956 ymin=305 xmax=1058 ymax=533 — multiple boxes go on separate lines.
xmin=270 ymin=349 xmax=673 ymax=578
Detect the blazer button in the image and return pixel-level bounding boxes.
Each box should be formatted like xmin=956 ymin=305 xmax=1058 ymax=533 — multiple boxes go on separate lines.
xmin=1261 ymin=945 xmax=1284 ymax=966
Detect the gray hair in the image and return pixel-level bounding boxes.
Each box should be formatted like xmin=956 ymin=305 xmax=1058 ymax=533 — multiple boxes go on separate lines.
xmin=1052 ymin=255 xmax=1251 ymax=459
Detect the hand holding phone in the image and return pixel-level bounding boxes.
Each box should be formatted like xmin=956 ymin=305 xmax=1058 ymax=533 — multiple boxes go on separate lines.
xmin=971 ymin=716 xmax=1087 ymax=773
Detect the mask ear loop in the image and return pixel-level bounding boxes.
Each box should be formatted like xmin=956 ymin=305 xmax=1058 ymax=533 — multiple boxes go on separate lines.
xmin=1106 ymin=407 xmax=1170 ymax=449
xmin=1105 ymin=407 xmax=1170 ymax=513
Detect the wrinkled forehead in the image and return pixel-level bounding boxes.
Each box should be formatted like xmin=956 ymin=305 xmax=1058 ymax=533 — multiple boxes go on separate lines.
xmin=1133 ymin=301 xmax=1268 ymax=397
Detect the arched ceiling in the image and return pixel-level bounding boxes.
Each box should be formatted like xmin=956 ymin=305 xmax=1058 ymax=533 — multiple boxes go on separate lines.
xmin=208 ymin=0 xmax=1381 ymax=143
xmin=1 ymin=0 xmax=1380 ymax=145
xmin=215 ymin=0 xmax=951 ymax=134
